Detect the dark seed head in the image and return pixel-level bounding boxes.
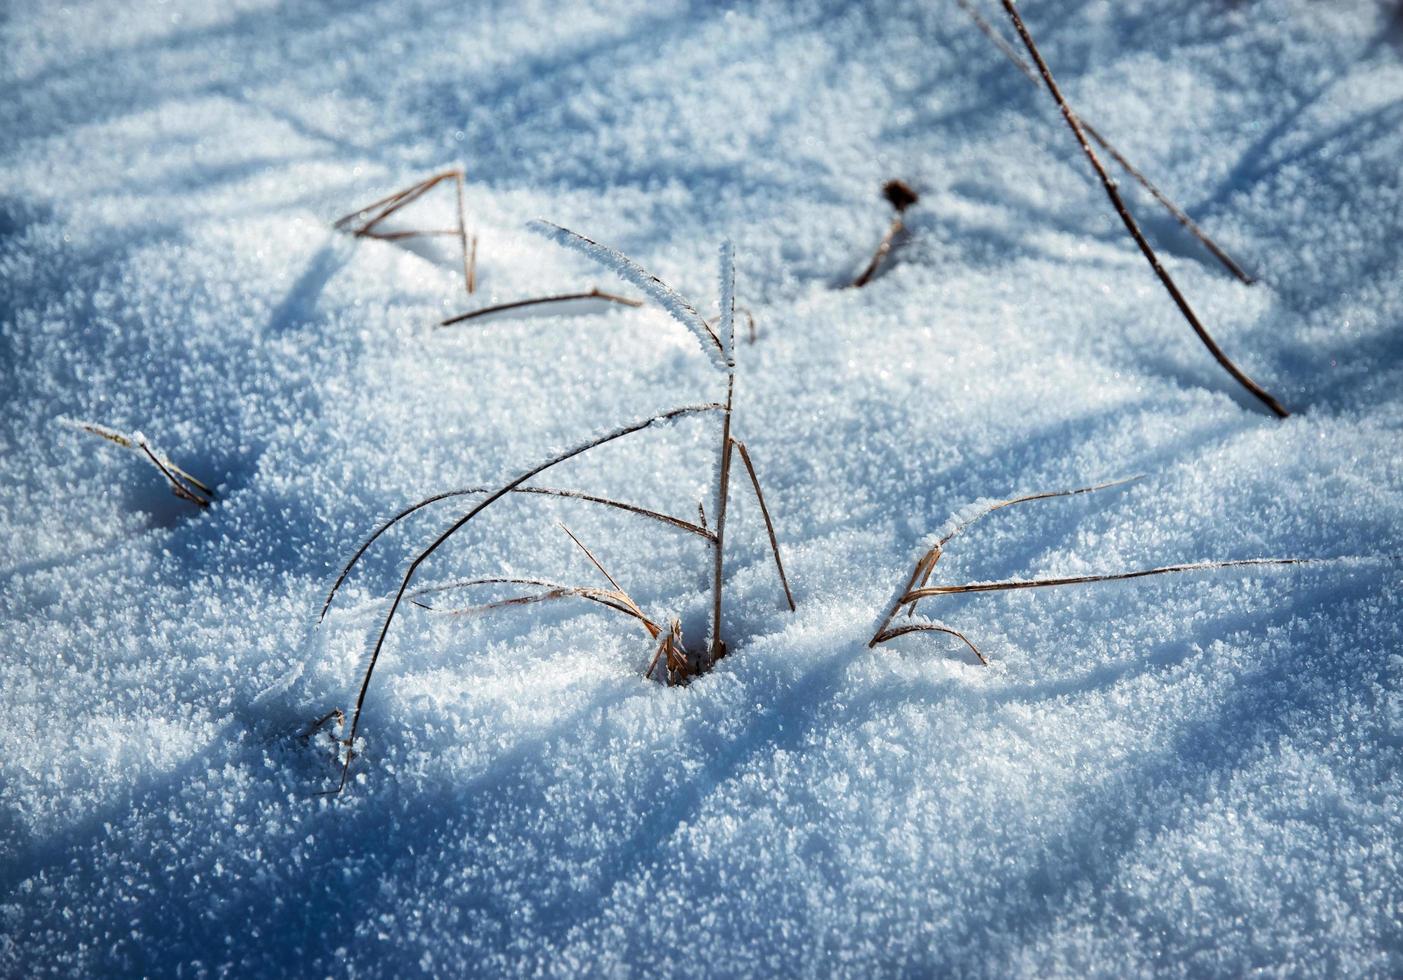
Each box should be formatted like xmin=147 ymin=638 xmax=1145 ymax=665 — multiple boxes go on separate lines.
xmin=882 ymin=179 xmax=919 ymax=212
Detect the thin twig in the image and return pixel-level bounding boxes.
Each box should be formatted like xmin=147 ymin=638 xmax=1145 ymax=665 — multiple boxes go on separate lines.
xmin=438 ymin=288 xmax=643 ymax=328
xmin=999 ymin=0 xmax=1288 ymax=418
xmin=956 ymin=0 xmax=1255 ymax=284
xmin=730 ymin=438 xmax=796 ymax=611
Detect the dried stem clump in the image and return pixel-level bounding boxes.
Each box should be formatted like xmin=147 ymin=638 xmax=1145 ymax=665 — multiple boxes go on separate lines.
xmin=62 ymin=418 xmax=214 ymax=509
xmin=335 ymin=169 xmax=478 ymax=295
xmin=313 ymin=229 xmax=796 ymax=794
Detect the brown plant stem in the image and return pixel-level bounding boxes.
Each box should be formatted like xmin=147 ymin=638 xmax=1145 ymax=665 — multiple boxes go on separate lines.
xmin=870 ymin=623 xmax=988 ymax=665
xmin=956 ymin=0 xmax=1255 ymax=285
xmin=438 ymin=289 xmax=643 ymax=328
xmin=999 ymin=0 xmax=1288 ymax=418
xmin=852 ymin=216 xmax=905 ymax=288
xmin=335 ymin=169 xmax=477 ymax=295
xmin=901 ymin=476 xmax=1141 ymax=620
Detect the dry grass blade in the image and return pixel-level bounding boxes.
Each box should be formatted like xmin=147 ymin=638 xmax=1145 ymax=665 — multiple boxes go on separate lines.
xmin=902 ymin=557 xmax=1324 ymax=601
xmin=438 ymin=288 xmax=643 ymax=328
xmin=643 ymin=618 xmax=688 ymax=684
xmin=999 ymin=0 xmax=1288 ymax=418
xmin=323 ymin=402 xmax=722 ymax=794
xmin=136 ymin=443 xmax=210 ymax=508
xmin=320 ymin=485 xmax=712 ymax=623
xmin=870 ymin=622 xmax=988 ymax=665
xmin=730 ymin=438 xmax=796 ymax=611
xmin=335 ymin=169 xmax=476 ymax=295
xmin=63 ymin=418 xmax=214 ymax=509
xmin=556 ymin=521 xmax=662 ymax=636
xmin=956 ymin=0 xmax=1255 ymax=285
xmin=869 ymin=474 xmax=1389 ymax=663
xmin=407 ymin=575 xmax=660 ymax=636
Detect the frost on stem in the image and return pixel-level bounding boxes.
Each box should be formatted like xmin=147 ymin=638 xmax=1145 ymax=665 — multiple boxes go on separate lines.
xmin=528 ymin=219 xmax=729 ymax=372
xmin=717 ymin=240 xmax=736 ymax=366
xmin=870 ymin=475 xmax=1384 ymax=663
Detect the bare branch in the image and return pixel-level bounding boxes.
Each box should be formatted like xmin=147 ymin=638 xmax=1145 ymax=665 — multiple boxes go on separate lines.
xmin=999 ymin=0 xmax=1287 ymax=417
xmin=956 ymin=0 xmax=1255 ymax=284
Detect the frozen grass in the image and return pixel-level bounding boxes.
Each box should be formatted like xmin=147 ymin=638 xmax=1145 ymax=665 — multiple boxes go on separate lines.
xmin=2 ymin=0 xmax=1402 ymax=975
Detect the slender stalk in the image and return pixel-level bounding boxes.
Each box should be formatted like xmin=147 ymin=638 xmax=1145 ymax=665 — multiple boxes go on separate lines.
xmin=454 ymin=171 xmax=474 ymax=294
xmin=852 ymin=181 xmax=919 ymax=288
xmin=323 ymin=403 xmax=721 ymax=795
xmin=437 ymin=289 xmax=643 ymax=328
xmin=709 ymin=373 xmax=735 ymax=664
xmin=999 ymin=0 xmax=1288 ymax=418
xmin=730 ymin=438 xmax=796 ymax=611
xmin=956 ymin=0 xmax=1255 ymax=284
xmin=852 ymin=216 xmax=905 ymax=288
xmin=137 ymin=443 xmax=209 ymax=508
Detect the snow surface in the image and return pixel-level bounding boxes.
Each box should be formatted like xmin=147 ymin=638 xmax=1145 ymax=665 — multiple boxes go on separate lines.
xmin=2 ymin=0 xmax=1402 ymax=975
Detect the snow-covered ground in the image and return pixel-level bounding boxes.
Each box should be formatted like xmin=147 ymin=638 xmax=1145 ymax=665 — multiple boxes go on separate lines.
xmin=3 ymin=0 xmax=1401 ymax=974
